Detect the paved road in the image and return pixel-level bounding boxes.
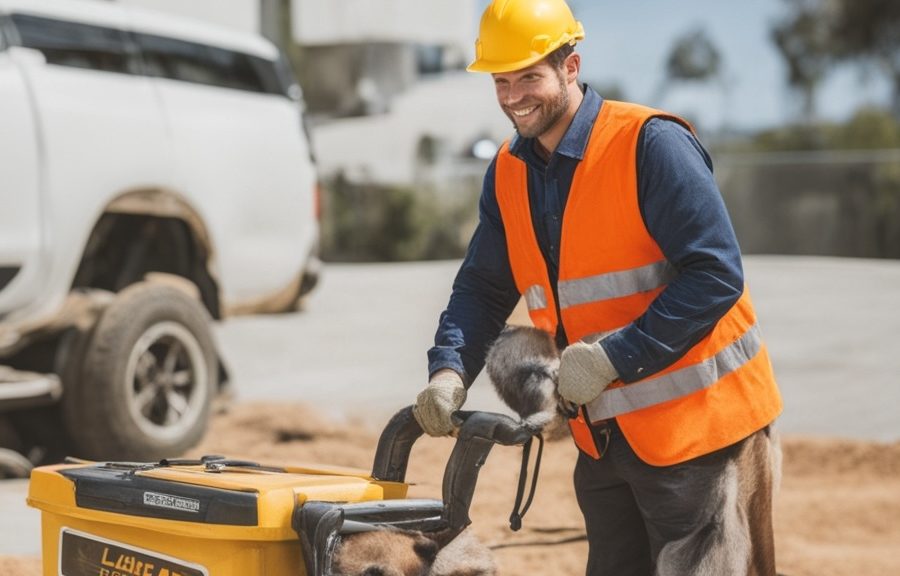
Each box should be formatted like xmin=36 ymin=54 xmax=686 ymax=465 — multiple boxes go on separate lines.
xmin=215 ymin=255 xmax=900 ymax=441
xmin=2 ymin=255 xmax=899 ymax=555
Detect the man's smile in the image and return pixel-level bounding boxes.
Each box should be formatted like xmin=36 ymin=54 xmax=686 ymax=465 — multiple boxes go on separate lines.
xmin=510 ymin=105 xmax=539 ymax=117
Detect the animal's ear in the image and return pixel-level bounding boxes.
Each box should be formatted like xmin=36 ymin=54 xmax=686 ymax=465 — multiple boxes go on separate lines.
xmin=412 ymin=535 xmax=439 ymax=564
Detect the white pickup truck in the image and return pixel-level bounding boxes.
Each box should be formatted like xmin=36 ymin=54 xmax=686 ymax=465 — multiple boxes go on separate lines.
xmin=0 ymin=0 xmax=321 ymax=473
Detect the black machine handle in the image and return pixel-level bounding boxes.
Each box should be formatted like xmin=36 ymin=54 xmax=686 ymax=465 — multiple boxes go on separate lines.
xmin=371 ymin=406 xmax=535 ymax=530
xmin=441 ymin=410 xmax=535 ymax=530
xmin=371 ymin=405 xmax=424 ymax=483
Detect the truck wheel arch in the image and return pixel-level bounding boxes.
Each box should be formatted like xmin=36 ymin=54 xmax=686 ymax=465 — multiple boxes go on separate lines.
xmin=72 ymin=188 xmax=222 ymax=319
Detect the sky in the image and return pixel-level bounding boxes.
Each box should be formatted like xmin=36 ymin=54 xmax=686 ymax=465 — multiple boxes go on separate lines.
xmin=478 ymin=0 xmax=892 ymax=133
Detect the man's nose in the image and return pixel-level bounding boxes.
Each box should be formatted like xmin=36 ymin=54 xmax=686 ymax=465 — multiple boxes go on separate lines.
xmin=503 ymin=82 xmax=526 ymax=106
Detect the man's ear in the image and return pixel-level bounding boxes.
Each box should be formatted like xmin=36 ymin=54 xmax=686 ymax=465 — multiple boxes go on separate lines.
xmin=565 ymin=52 xmax=581 ymax=84
xmin=412 ymin=535 xmax=440 ymax=564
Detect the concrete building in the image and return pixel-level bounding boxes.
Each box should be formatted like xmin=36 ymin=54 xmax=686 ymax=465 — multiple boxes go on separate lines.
xmin=285 ymin=0 xmax=507 ymax=191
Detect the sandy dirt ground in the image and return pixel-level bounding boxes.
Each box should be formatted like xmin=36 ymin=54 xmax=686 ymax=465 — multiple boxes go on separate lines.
xmin=5 ymin=402 xmax=900 ymax=576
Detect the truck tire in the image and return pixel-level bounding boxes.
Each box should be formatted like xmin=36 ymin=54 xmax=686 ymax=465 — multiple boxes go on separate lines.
xmin=64 ymin=282 xmax=217 ymax=461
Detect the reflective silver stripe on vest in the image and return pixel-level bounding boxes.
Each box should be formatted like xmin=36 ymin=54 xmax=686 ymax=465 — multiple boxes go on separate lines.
xmin=585 ymin=324 xmax=762 ymax=421
xmin=524 ymin=285 xmax=548 ymax=310
xmin=558 ymin=260 xmax=676 ymax=309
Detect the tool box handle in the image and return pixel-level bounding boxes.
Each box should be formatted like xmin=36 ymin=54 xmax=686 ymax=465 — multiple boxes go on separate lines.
xmin=441 ymin=410 xmax=534 ymax=530
xmin=371 ymin=405 xmax=424 ymax=483
xmin=371 ymin=406 xmax=534 ymax=530
xmin=371 ymin=406 xmax=531 ymax=482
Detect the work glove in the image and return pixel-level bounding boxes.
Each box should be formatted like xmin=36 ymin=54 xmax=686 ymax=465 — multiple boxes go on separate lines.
xmin=558 ymin=341 xmax=619 ymax=405
xmin=413 ymin=369 xmax=466 ymax=436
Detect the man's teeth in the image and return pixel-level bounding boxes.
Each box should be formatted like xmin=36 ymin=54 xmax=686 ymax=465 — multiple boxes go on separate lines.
xmin=512 ymin=105 xmax=537 ymax=117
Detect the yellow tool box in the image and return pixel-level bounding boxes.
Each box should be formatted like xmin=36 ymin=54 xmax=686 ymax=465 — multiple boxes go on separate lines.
xmin=26 ymin=407 xmax=536 ymax=576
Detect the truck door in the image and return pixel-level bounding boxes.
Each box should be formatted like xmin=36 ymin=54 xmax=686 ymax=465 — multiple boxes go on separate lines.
xmin=0 ymin=17 xmax=42 ymax=314
xmin=4 ymin=11 xmax=171 ymax=309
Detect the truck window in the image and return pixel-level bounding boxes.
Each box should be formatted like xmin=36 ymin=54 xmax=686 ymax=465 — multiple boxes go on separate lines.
xmin=134 ymin=32 xmax=286 ymax=97
xmin=0 ymin=16 xmax=8 ymax=51
xmin=10 ymin=14 xmax=132 ymax=74
xmin=274 ymin=52 xmax=302 ymax=101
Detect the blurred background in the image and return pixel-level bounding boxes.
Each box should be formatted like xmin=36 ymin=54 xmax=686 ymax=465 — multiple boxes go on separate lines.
xmin=22 ymin=0 xmax=888 ymax=262
xmin=115 ymin=0 xmax=900 ymax=263
xmin=244 ymin=0 xmax=900 ymax=262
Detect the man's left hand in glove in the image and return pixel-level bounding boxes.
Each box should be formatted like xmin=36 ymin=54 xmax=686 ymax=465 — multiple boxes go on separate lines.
xmin=558 ymin=341 xmax=619 ymax=405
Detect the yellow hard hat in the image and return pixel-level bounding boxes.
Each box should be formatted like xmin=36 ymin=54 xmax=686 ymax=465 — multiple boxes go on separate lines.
xmin=468 ymin=0 xmax=585 ymax=74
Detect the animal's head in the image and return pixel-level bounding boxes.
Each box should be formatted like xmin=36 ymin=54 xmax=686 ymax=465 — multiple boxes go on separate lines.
xmin=332 ymin=527 xmax=496 ymax=576
xmin=332 ymin=530 xmax=439 ymax=576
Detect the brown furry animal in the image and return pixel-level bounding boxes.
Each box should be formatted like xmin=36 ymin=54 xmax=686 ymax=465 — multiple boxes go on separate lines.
xmin=485 ymin=325 xmax=571 ymax=435
xmin=332 ymin=527 xmax=496 ymax=576
xmin=655 ymin=426 xmax=782 ymax=576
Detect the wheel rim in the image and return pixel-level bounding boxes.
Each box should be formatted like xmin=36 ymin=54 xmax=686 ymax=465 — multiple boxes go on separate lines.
xmin=124 ymin=321 xmax=209 ymax=442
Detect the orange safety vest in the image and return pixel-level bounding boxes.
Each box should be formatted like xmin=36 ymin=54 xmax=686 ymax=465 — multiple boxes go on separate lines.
xmin=494 ymin=100 xmax=782 ymax=466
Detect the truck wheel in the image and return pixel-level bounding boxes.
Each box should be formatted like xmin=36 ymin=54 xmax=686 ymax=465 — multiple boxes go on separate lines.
xmin=64 ymin=282 xmax=217 ymax=461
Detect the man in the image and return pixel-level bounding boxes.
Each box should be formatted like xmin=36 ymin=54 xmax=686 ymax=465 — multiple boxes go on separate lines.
xmin=413 ymin=0 xmax=783 ymax=575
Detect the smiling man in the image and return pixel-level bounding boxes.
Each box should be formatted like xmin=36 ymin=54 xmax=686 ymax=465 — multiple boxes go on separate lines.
xmin=412 ymin=1 xmax=783 ymax=575
xmin=492 ymin=46 xmax=580 ymax=151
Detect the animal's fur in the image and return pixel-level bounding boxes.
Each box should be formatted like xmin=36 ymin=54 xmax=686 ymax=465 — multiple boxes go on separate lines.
xmin=485 ymin=325 xmax=569 ymax=434
xmin=655 ymin=426 xmax=782 ymax=576
xmin=332 ymin=527 xmax=496 ymax=576
xmin=428 ymin=529 xmax=497 ymax=576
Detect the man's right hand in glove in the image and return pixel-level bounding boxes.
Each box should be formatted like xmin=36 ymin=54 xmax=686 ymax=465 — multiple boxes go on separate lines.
xmin=413 ymin=369 xmax=466 ymax=436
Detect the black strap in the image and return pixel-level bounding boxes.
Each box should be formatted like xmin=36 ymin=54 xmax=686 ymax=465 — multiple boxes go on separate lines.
xmin=508 ymin=433 xmax=544 ymax=531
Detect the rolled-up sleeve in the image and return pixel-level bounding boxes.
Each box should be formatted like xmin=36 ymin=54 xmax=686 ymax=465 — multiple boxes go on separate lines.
xmin=427 ymin=158 xmax=521 ymax=385
xmin=599 ymin=119 xmax=744 ymax=382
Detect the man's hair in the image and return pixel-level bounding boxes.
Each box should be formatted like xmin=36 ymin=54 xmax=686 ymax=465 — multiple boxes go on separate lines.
xmin=545 ymin=43 xmax=575 ymax=70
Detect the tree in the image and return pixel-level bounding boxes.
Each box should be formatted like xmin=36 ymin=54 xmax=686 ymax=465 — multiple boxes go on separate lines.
xmin=828 ymin=0 xmax=900 ymax=116
xmin=665 ymin=28 xmax=722 ymax=83
xmin=771 ymin=0 xmax=832 ymax=123
xmin=772 ymin=0 xmax=900 ymax=118
xmin=654 ymin=27 xmax=727 ymax=130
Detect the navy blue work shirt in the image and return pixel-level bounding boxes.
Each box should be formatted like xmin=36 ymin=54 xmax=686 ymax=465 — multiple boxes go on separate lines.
xmin=427 ymin=85 xmax=744 ymax=385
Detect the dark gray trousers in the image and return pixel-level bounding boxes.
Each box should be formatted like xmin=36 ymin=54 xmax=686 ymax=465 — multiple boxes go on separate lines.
xmin=574 ymin=420 xmax=780 ymax=576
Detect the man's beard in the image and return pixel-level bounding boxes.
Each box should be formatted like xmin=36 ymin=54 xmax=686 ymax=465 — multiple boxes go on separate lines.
xmin=507 ymin=74 xmax=569 ymax=139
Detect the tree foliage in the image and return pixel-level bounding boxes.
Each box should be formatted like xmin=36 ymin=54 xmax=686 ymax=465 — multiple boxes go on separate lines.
xmin=751 ymin=105 xmax=900 ymax=151
xmin=829 ymin=0 xmax=900 ymax=65
xmin=773 ymin=0 xmax=900 ymax=117
xmin=831 ymin=0 xmax=900 ymax=114
xmin=771 ymin=0 xmax=832 ymax=122
xmin=654 ymin=27 xmax=726 ymax=128
xmin=665 ymin=28 xmax=721 ymax=83
xmin=320 ymin=173 xmax=472 ymax=262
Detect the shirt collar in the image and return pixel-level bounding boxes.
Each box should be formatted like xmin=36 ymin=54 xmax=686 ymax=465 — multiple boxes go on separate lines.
xmin=509 ymin=84 xmax=603 ymax=163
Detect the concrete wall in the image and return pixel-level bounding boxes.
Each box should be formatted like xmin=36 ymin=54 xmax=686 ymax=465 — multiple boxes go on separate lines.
xmin=298 ymin=43 xmax=417 ymax=117
xmin=717 ymin=150 xmax=900 ymax=259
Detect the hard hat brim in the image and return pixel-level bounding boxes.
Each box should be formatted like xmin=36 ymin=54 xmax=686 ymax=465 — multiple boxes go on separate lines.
xmin=466 ymin=51 xmax=552 ymax=74
xmin=466 ymin=32 xmax=584 ymax=74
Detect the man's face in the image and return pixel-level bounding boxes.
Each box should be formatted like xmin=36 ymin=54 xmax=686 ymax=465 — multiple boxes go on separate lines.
xmin=492 ymin=60 xmax=569 ymax=139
